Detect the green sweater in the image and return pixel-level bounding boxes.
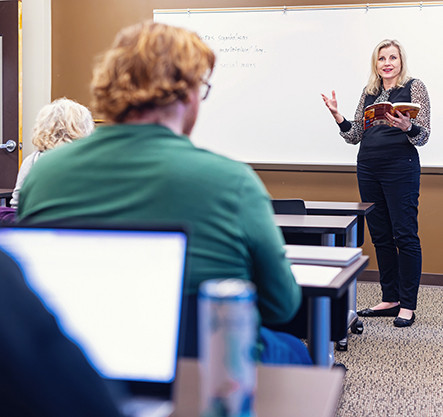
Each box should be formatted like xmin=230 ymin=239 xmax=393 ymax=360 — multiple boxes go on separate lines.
xmin=18 ymin=124 xmax=301 ymax=325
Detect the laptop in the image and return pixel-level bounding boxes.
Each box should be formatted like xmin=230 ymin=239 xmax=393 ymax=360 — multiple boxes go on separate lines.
xmin=0 ymin=223 xmax=188 ymax=417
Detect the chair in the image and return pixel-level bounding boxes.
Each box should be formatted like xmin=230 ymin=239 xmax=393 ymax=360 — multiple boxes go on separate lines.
xmin=271 ymin=198 xmax=307 ymax=215
xmin=271 ymin=198 xmax=321 ymax=245
xmin=0 ymin=207 xmax=16 ymax=224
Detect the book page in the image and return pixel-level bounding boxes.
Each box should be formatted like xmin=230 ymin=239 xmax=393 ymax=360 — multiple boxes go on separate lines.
xmin=392 ymin=103 xmax=420 ymax=119
xmin=291 ymin=264 xmax=342 ymax=286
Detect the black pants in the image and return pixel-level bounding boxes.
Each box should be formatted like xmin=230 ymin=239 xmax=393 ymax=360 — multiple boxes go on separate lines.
xmin=357 ymin=155 xmax=421 ymax=310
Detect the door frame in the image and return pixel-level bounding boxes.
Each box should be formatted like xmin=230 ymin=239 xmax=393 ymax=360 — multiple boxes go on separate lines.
xmin=0 ymin=0 xmax=22 ymax=188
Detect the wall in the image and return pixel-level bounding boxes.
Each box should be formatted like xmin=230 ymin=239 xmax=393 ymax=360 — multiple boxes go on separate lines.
xmin=22 ymin=0 xmax=51 ymax=159
xmin=256 ymin=170 xmax=443 ymax=273
xmin=50 ymin=0 xmax=443 ymax=275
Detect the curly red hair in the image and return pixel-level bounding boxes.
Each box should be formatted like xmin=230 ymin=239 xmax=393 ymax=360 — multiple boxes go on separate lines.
xmin=91 ymin=21 xmax=215 ymax=122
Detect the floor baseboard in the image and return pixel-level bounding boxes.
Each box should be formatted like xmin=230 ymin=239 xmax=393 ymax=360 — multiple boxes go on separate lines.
xmin=358 ymin=270 xmax=443 ymax=286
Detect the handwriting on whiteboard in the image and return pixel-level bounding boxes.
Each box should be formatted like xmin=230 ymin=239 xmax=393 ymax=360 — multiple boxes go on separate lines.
xmin=200 ymin=32 xmax=267 ymax=70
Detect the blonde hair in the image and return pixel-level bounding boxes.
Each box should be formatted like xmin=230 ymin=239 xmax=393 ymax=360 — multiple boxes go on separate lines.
xmin=90 ymin=20 xmax=216 ymax=122
xmin=32 ymin=98 xmax=94 ymax=151
xmin=365 ymin=39 xmax=410 ymax=96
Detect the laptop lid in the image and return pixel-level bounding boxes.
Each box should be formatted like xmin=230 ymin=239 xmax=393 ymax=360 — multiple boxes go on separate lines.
xmin=0 ymin=223 xmax=188 ymax=401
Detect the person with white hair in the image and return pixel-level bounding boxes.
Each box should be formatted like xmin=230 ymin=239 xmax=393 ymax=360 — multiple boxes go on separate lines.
xmin=9 ymin=97 xmax=94 ymax=209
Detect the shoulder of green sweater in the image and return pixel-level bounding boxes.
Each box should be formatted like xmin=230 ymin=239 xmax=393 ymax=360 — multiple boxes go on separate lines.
xmin=191 ymin=148 xmax=267 ymax=194
xmin=90 ymin=123 xmax=182 ymax=140
xmin=33 ymin=141 xmax=74 ymax=164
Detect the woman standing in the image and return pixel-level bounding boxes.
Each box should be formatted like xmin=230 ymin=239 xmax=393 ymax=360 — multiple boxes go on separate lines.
xmin=322 ymin=39 xmax=431 ymax=327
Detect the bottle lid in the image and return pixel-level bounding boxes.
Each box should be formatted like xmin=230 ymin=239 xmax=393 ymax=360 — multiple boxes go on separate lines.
xmin=199 ymin=279 xmax=256 ymax=301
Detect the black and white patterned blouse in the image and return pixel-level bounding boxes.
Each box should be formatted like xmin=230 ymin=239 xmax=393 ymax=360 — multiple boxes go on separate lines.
xmin=339 ymin=78 xmax=431 ymax=147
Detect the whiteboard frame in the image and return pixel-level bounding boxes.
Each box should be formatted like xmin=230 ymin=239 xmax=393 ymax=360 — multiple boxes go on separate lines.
xmin=155 ymin=2 xmax=443 ymax=13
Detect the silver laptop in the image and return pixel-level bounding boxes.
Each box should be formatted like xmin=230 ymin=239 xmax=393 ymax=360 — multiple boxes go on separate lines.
xmin=0 ymin=223 xmax=188 ymax=417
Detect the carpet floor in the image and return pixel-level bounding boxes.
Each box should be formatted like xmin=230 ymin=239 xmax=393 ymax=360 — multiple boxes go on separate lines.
xmin=334 ymin=282 xmax=443 ymax=417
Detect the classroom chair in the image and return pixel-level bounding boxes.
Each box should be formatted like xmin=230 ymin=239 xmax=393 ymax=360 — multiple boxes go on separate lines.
xmin=271 ymin=198 xmax=307 ymax=215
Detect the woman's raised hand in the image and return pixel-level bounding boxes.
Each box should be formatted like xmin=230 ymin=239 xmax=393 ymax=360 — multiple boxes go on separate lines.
xmin=321 ymin=91 xmax=338 ymax=113
xmin=321 ymin=91 xmax=344 ymax=123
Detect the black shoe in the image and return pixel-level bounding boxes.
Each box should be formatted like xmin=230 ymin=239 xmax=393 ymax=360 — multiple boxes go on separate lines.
xmin=393 ymin=313 xmax=415 ymax=327
xmin=357 ymin=305 xmax=400 ymax=317
xmin=333 ymin=362 xmax=348 ymax=373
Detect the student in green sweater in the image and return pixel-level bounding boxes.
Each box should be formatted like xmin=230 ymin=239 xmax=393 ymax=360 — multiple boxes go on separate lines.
xmin=18 ymin=21 xmax=311 ymax=364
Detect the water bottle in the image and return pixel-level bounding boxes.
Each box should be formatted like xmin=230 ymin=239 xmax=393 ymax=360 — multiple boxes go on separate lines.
xmin=199 ymin=279 xmax=258 ymax=417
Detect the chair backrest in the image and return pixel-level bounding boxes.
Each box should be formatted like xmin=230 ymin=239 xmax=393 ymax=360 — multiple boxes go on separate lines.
xmin=271 ymin=199 xmax=307 ymax=215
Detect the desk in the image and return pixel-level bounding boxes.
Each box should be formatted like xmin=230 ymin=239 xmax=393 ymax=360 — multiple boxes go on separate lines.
xmin=296 ymin=255 xmax=368 ymax=366
xmin=304 ymin=201 xmax=375 ymax=349
xmin=274 ymin=214 xmax=358 ymax=247
xmin=275 ymin=212 xmax=368 ymax=353
xmin=304 ymin=201 xmax=375 ymax=247
xmin=172 ymin=358 xmax=344 ymax=417
xmin=0 ymin=189 xmax=13 ymax=207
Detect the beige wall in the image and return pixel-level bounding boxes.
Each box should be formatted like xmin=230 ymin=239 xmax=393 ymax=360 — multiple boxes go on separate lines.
xmin=256 ymin=170 xmax=443 ymax=273
xmin=51 ymin=0 xmax=443 ymax=275
xmin=22 ymin=0 xmax=51 ymax=159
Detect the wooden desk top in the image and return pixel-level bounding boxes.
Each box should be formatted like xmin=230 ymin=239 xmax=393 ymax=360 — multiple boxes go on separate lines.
xmin=305 ymin=201 xmax=375 ymax=216
xmin=274 ymin=214 xmax=357 ymax=235
xmin=172 ymin=359 xmax=344 ymax=417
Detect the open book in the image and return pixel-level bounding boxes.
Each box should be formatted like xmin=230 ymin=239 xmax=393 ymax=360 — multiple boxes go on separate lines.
xmin=364 ymin=102 xmax=420 ymax=130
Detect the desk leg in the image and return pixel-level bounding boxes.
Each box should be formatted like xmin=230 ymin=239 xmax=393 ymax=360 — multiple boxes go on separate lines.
xmin=347 ymin=280 xmax=358 ymax=326
xmin=356 ymin=215 xmax=365 ymax=247
xmin=335 ymin=222 xmax=360 ymax=352
xmin=346 ymin=223 xmax=359 ymax=328
xmin=319 ymin=234 xmax=335 ymax=364
xmin=308 ymin=296 xmax=331 ymax=367
xmin=321 ymin=233 xmax=335 ymax=246
xmin=346 ymin=223 xmax=358 ymax=248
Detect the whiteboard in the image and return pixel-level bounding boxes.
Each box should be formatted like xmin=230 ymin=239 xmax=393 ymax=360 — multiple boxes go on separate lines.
xmin=154 ymin=4 xmax=443 ymax=168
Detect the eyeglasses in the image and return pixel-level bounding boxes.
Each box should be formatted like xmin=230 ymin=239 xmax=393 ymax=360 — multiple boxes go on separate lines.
xmin=199 ymin=80 xmax=211 ymax=101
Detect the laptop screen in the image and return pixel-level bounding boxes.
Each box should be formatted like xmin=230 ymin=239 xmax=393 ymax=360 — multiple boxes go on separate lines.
xmin=0 ymin=225 xmax=187 ymax=386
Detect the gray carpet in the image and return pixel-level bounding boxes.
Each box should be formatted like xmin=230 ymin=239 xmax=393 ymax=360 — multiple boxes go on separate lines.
xmin=335 ymin=282 xmax=443 ymax=417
